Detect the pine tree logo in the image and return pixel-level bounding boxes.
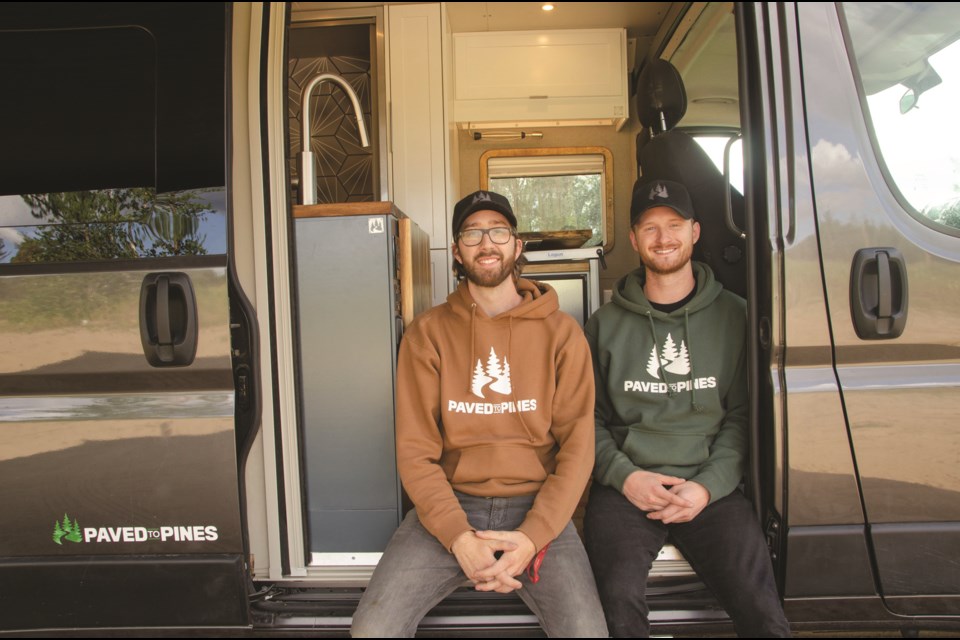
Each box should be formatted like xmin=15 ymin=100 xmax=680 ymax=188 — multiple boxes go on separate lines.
xmin=472 ymin=359 xmax=493 ymax=398
xmin=53 ymin=513 xmax=83 ymax=545
xmin=645 ymin=333 xmax=691 ymax=379
xmin=471 ymin=347 xmax=513 ymax=398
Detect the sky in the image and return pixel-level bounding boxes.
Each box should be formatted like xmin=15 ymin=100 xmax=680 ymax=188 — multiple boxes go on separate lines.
xmin=866 ymin=39 xmax=960 ymax=215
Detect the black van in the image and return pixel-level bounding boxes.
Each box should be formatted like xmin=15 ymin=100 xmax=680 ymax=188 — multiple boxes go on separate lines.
xmin=1 ymin=2 xmax=958 ymax=636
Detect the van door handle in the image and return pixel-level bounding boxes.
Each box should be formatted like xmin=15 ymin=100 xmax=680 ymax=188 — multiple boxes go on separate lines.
xmin=849 ymin=248 xmax=908 ymax=340
xmin=139 ymin=272 xmax=199 ymax=366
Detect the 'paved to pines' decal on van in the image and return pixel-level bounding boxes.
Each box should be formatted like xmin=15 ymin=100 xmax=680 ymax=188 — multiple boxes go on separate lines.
xmin=52 ymin=514 xmax=83 ymax=544
xmin=51 ymin=513 xmax=219 ymax=545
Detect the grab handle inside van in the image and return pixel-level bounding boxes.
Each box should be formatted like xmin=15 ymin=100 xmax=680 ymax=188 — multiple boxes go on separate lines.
xmin=723 ymin=134 xmax=746 ymax=240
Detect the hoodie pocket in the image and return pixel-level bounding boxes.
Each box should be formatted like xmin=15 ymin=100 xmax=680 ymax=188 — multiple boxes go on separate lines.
xmin=451 ymin=445 xmax=548 ymax=486
xmin=622 ymin=428 xmax=709 ymax=468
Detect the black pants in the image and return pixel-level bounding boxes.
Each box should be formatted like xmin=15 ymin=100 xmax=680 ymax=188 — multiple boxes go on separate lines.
xmin=584 ymin=482 xmax=791 ymax=638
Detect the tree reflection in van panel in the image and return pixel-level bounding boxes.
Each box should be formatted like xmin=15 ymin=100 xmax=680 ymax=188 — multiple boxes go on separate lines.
xmin=0 ymin=188 xmax=227 ymax=264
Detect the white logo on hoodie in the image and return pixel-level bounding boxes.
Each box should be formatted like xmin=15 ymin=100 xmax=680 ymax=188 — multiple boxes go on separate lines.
xmin=645 ymin=332 xmax=690 ymax=379
xmin=626 ymin=333 xmax=716 ymax=394
xmin=449 ymin=346 xmax=537 ymax=415
xmin=472 ymin=347 xmax=512 ymax=398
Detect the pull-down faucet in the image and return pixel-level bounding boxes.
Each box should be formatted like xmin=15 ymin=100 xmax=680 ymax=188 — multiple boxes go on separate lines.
xmin=298 ymin=73 xmax=371 ymax=206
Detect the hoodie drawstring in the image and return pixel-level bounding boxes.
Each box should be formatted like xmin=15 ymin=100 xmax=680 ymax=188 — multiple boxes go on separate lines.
xmin=508 ymin=315 xmax=536 ymax=442
xmin=468 ymin=303 xmax=477 ymax=394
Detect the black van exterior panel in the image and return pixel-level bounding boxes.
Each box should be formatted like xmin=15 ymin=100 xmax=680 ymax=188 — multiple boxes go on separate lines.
xmin=747 ymin=2 xmax=867 ymax=535
xmin=0 ymin=555 xmax=248 ymax=629
xmin=0 ymin=262 xmax=233 ymax=394
xmin=0 ymin=266 xmax=242 ymax=558
xmin=0 ymin=2 xmax=247 ymax=632
xmin=871 ymin=523 xmax=960 ymax=596
xmin=783 ymin=525 xmax=875 ymax=598
xmin=797 ymin=3 xmax=960 ymax=615
xmin=781 ymin=368 xmax=865 ymax=527
xmin=0 ymin=3 xmax=227 ymax=195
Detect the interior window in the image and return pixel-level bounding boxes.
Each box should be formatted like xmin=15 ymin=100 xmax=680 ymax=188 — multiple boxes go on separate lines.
xmin=690 ymin=133 xmax=744 ymax=195
xmin=481 ymin=147 xmax=613 ymax=252
xmin=842 ymin=3 xmax=960 ymax=233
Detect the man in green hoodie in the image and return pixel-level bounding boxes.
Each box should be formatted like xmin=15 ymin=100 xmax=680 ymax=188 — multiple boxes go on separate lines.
xmin=351 ymin=190 xmax=607 ymax=638
xmin=583 ymin=179 xmax=790 ymax=637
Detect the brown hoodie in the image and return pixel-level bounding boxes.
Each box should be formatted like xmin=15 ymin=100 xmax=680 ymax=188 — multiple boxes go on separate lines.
xmin=395 ymin=278 xmax=595 ymax=552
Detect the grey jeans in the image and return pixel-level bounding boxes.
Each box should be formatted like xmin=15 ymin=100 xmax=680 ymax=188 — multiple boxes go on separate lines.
xmin=351 ymin=492 xmax=608 ymax=638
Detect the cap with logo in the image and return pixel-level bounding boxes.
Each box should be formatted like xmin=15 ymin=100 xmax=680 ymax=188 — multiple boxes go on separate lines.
xmin=452 ymin=190 xmax=518 ymax=237
xmin=630 ymin=179 xmax=696 ymax=226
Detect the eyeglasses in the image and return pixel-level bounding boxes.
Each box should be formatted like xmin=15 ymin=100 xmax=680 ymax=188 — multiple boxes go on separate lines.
xmin=457 ymin=227 xmax=514 ymax=247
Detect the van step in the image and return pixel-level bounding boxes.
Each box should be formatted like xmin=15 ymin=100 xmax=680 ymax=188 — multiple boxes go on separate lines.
xmin=249 ymin=580 xmax=729 ymax=635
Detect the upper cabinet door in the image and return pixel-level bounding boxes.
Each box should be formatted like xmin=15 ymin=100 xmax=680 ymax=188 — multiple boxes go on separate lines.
xmin=387 ymin=3 xmax=449 ymax=251
xmin=453 ymin=29 xmax=628 ymax=126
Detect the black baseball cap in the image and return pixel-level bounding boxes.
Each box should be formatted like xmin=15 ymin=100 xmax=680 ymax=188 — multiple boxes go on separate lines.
xmin=630 ymin=179 xmax=696 ymax=226
xmin=452 ymin=190 xmax=518 ymax=237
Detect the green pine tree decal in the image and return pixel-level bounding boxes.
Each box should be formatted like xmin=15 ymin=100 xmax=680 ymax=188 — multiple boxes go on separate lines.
xmin=66 ymin=519 xmax=83 ymax=543
xmin=53 ymin=514 xmax=83 ymax=544
xmin=53 ymin=520 xmax=65 ymax=545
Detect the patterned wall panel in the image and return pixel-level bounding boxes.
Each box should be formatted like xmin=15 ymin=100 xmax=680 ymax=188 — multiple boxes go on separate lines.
xmin=288 ymin=24 xmax=374 ymax=204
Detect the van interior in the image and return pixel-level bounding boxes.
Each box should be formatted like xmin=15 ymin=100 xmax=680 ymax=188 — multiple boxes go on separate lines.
xmin=248 ymin=1 xmax=752 ymax=630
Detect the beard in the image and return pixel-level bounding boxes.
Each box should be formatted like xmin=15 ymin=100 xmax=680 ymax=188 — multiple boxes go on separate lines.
xmin=462 ymin=248 xmax=517 ymax=288
xmin=639 ymin=242 xmax=694 ymax=276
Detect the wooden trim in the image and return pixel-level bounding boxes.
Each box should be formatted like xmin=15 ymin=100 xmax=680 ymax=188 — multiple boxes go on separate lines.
xmin=479 ymin=146 xmax=615 ymax=254
xmin=522 ymin=261 xmax=590 ymax=275
xmin=398 ymin=218 xmax=433 ymax=328
xmin=293 ymin=201 xmax=401 ymax=219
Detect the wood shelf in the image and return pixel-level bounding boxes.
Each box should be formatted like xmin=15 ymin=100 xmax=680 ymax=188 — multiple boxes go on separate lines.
xmin=293 ymin=201 xmax=402 ymax=219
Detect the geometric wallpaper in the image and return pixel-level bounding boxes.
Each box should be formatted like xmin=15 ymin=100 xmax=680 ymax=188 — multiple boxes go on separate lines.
xmin=288 ymin=47 xmax=374 ymax=204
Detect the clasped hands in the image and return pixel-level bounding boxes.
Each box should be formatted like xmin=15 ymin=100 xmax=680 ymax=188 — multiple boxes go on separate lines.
xmin=622 ymin=470 xmax=710 ymax=524
xmin=451 ymin=529 xmax=536 ymax=594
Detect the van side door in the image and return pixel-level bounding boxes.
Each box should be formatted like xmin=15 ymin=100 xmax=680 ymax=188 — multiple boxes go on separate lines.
xmin=0 ymin=4 xmax=249 ymax=630
xmin=798 ymin=2 xmax=960 ymax=616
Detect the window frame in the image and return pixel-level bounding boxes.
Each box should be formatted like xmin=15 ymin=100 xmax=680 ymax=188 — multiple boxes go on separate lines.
xmin=479 ymin=146 xmax=615 ymax=254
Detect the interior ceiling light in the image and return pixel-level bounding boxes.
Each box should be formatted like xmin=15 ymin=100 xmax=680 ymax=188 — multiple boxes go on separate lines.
xmin=542 ymin=4 xmax=555 ymax=11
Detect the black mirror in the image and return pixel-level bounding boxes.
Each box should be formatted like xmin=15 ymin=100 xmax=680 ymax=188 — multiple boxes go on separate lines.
xmin=899 ymin=61 xmax=942 ymax=113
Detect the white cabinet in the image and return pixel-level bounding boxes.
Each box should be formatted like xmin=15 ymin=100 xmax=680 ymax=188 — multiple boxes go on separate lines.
xmin=387 ymin=3 xmax=447 ymax=252
xmin=453 ymin=29 xmax=629 ymax=129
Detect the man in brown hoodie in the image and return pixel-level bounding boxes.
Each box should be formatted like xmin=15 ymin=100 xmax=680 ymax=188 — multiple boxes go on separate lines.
xmin=351 ymin=191 xmax=607 ymax=637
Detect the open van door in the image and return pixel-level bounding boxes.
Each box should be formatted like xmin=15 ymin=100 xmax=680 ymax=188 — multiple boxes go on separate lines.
xmin=0 ymin=4 xmax=251 ymax=630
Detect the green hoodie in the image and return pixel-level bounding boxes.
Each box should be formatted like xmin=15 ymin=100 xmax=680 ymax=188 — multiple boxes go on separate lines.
xmin=584 ymin=261 xmax=747 ymax=504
